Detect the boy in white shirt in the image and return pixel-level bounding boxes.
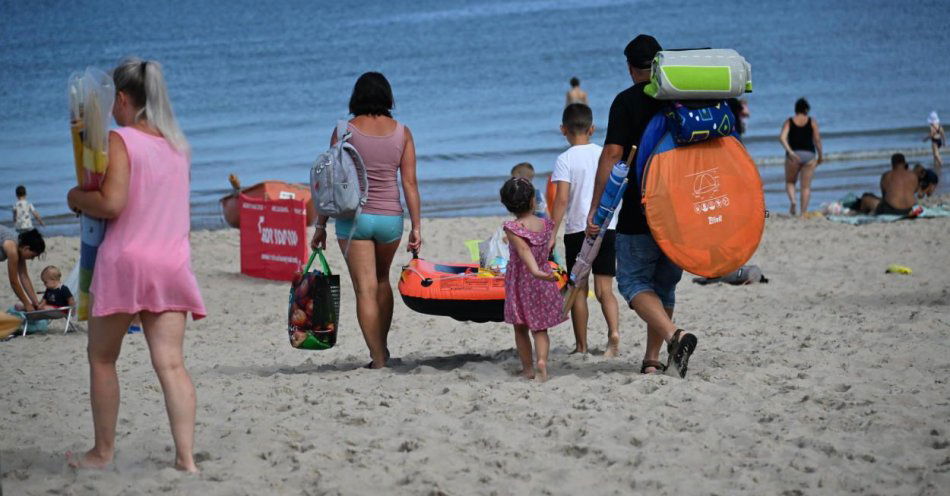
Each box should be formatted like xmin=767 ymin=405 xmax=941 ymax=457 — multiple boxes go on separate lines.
xmin=13 ymin=185 xmax=43 ymax=233
xmin=549 ymin=104 xmax=620 ymax=356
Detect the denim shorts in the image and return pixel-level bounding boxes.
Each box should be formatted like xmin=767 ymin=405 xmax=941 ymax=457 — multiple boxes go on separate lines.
xmin=615 ymin=233 xmax=683 ymax=309
xmin=334 ymin=213 xmax=403 ymax=244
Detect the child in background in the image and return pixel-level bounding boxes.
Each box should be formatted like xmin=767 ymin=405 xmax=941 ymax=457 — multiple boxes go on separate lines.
xmin=13 ymin=185 xmax=44 ymax=233
xmin=510 ymin=162 xmax=548 ymax=218
xmin=924 ymin=111 xmax=944 ymax=174
xmin=39 ymin=265 xmax=74 ymax=309
xmin=500 ymin=177 xmax=566 ymax=381
xmin=550 ymin=103 xmax=621 ymax=357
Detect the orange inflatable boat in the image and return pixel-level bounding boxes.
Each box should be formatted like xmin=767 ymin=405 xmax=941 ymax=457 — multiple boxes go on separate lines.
xmin=399 ymin=255 xmax=566 ymax=323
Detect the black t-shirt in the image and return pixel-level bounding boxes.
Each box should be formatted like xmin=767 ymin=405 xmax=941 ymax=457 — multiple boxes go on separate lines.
xmin=604 ymin=82 xmax=665 ymax=235
xmin=43 ymin=286 xmax=73 ymax=307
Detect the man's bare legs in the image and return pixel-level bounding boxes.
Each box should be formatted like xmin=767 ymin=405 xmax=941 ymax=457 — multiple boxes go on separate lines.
xmin=594 ymin=274 xmax=620 ymax=357
xmin=630 ymin=291 xmax=675 ymax=373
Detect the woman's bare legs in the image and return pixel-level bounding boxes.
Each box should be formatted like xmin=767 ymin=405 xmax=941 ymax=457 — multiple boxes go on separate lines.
xmin=341 ymin=239 xmax=396 ymax=368
xmin=933 ymin=141 xmax=943 ymax=174
xmin=374 ymin=239 xmax=401 ymax=360
xmin=513 ymin=324 xmax=533 ymax=379
xmin=784 ymin=156 xmax=802 ymax=216
xmin=140 ymin=311 xmax=198 ymax=473
xmin=69 ymin=312 xmax=133 ymax=469
xmin=799 ymin=159 xmax=819 ymax=215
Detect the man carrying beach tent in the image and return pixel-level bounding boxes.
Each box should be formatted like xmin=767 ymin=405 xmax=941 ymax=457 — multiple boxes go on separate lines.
xmin=585 ymin=35 xmax=761 ymax=378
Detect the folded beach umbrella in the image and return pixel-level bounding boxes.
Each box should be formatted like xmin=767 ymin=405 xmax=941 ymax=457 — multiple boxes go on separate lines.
xmin=68 ymin=68 xmax=114 ymax=320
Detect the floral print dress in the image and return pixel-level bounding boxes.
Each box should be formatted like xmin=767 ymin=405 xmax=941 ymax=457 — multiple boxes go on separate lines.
xmin=503 ymin=218 xmax=566 ymax=331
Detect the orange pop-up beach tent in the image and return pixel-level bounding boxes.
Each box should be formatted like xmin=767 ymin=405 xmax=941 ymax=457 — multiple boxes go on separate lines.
xmin=635 ymin=110 xmax=764 ymax=278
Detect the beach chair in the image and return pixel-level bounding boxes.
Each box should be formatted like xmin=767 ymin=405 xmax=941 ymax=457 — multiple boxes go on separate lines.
xmin=19 ymin=307 xmax=75 ymax=336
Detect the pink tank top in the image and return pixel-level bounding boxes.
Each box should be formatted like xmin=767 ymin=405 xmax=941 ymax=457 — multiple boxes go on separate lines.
xmin=90 ymin=127 xmax=206 ymax=319
xmin=347 ymin=121 xmax=405 ymax=216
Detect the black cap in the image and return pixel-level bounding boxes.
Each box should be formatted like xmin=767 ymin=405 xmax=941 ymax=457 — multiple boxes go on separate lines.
xmin=624 ymin=34 xmax=662 ymax=69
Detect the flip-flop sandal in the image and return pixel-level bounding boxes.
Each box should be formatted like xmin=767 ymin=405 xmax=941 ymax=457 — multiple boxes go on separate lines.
xmin=640 ymin=359 xmax=666 ymax=375
xmin=666 ymin=329 xmax=698 ymax=378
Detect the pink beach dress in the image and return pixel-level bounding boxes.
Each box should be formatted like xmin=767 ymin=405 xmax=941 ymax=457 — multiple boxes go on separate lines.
xmin=90 ymin=127 xmax=206 ymax=320
xmin=503 ymin=218 xmax=566 ymax=331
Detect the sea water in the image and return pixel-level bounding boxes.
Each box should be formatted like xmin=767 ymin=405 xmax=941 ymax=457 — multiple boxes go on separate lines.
xmin=1 ymin=0 xmax=948 ymax=235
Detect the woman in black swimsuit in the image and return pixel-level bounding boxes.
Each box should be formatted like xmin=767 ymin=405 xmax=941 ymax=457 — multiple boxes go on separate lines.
xmin=779 ymin=98 xmax=823 ymax=216
xmin=924 ymin=111 xmax=945 ymax=174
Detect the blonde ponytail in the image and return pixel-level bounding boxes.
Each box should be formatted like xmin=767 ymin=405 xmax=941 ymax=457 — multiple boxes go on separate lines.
xmin=112 ymin=57 xmax=189 ymax=153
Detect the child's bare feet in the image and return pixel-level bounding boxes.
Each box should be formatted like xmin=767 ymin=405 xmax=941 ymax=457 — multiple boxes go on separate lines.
xmin=66 ymin=449 xmax=112 ymax=470
xmin=516 ymin=368 xmax=535 ymax=380
xmin=604 ymin=333 xmax=620 ymax=358
xmin=535 ymin=360 xmax=548 ymax=382
xmin=175 ymin=457 xmax=199 ymax=473
xmin=569 ymin=347 xmax=587 ymax=355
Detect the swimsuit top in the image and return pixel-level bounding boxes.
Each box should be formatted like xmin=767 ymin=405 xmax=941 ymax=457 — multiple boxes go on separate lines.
xmin=787 ymin=117 xmax=815 ymax=153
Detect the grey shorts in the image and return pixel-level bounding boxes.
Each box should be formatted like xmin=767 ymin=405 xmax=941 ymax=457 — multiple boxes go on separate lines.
xmin=790 ymin=150 xmax=815 ymax=165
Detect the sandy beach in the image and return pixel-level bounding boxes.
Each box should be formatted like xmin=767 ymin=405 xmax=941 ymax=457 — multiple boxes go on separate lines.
xmin=2 ymin=208 xmax=949 ymax=495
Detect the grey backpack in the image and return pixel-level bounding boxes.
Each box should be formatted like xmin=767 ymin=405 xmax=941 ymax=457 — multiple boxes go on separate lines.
xmin=311 ymin=120 xmax=368 ymax=219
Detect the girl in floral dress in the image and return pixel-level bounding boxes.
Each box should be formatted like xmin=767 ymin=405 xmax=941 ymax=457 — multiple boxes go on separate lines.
xmin=500 ymin=177 xmax=566 ymax=381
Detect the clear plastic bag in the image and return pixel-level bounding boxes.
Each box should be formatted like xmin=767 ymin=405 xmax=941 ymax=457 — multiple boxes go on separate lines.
xmin=478 ymin=228 xmax=509 ymax=273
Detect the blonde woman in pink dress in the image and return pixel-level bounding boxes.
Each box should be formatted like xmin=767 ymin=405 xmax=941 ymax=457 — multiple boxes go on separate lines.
xmin=500 ymin=177 xmax=566 ymax=382
xmin=66 ymin=58 xmax=206 ymax=472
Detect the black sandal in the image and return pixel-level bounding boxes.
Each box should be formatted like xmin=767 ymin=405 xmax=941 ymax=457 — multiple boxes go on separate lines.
xmin=640 ymin=359 xmax=667 ymax=375
xmin=666 ymin=329 xmax=698 ymax=378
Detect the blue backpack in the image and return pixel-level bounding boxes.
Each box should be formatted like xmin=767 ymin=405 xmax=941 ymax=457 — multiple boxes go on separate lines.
xmin=665 ymin=100 xmax=737 ymax=145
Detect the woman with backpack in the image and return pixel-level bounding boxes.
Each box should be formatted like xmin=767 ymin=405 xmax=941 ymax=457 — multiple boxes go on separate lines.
xmin=311 ymin=72 xmax=423 ymax=369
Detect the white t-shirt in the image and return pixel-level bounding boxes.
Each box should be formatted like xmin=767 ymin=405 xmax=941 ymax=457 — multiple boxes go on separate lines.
xmin=551 ymin=143 xmax=619 ymax=234
xmin=14 ymin=199 xmax=36 ymax=230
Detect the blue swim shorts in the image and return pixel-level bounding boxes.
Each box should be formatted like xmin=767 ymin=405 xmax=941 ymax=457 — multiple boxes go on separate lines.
xmin=334 ymin=213 xmax=404 ymax=244
xmin=615 ymin=233 xmax=683 ymax=309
